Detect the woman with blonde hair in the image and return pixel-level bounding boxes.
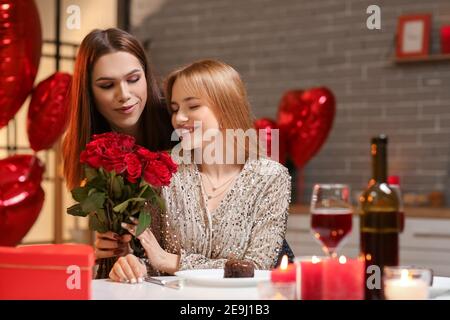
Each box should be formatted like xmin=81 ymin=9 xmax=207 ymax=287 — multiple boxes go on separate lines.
xmin=105 ymin=59 xmax=292 ymax=283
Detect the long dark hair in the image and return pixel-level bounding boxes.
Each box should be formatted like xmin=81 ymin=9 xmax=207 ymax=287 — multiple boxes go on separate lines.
xmin=62 ymin=28 xmax=174 ymax=189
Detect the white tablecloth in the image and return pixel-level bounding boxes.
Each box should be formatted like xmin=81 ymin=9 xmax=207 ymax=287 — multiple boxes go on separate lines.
xmin=92 ymin=276 xmax=450 ymax=300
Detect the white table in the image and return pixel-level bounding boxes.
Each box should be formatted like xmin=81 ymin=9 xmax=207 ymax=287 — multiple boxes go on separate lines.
xmin=92 ymin=276 xmax=450 ymax=300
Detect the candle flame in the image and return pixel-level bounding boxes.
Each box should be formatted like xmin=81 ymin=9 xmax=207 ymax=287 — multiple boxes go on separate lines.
xmin=312 ymin=256 xmax=321 ymax=264
xmin=401 ymin=269 xmax=410 ymax=281
xmin=280 ymin=255 xmax=288 ymax=270
xmin=339 ymin=255 xmax=347 ymax=264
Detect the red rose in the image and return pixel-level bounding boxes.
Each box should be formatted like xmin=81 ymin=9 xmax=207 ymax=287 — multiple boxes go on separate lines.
xmin=143 ymin=159 xmax=172 ymax=187
xmin=103 ymin=146 xmax=127 ymax=173
xmin=80 ymin=132 xmax=177 ymax=187
xmin=139 ymin=150 xmax=178 ymax=187
xmin=124 ymin=153 xmax=142 ymax=183
xmin=158 ymin=152 xmax=178 ymax=174
xmin=80 ymin=132 xmax=136 ymax=174
xmin=118 ymin=134 xmax=136 ymax=150
xmin=136 ymin=147 xmax=158 ymax=162
xmin=80 ymin=148 xmax=102 ymax=169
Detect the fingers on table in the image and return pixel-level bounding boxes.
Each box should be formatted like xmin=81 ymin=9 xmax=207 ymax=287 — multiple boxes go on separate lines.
xmin=127 ymin=254 xmax=147 ymax=276
xmin=110 ymin=258 xmax=130 ymax=283
xmin=110 ymin=255 xmax=145 ymax=284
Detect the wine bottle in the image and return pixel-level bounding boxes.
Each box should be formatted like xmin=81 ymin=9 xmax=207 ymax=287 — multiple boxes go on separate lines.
xmin=388 ymin=175 xmax=405 ymax=233
xmin=360 ymin=135 xmax=401 ymax=300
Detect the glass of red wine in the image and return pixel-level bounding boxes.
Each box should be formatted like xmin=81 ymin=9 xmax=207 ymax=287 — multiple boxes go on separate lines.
xmin=310 ymin=184 xmax=353 ymax=257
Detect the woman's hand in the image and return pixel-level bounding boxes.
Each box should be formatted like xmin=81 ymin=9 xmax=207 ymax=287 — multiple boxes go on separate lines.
xmin=94 ymin=231 xmax=132 ymax=259
xmin=121 ymin=218 xmax=180 ymax=274
xmin=109 ymin=254 xmax=147 ymax=283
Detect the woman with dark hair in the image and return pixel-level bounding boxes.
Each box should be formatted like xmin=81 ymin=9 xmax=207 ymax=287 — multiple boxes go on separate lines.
xmin=62 ymin=28 xmax=174 ymax=260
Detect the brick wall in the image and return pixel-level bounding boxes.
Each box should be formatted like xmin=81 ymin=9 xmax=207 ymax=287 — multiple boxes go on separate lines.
xmin=132 ymin=0 xmax=450 ymax=204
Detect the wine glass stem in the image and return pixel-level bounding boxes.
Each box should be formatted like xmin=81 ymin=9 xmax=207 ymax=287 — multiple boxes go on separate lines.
xmin=324 ymin=246 xmax=338 ymax=258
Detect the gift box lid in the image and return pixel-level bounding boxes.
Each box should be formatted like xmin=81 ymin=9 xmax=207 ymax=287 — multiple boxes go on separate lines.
xmin=0 ymin=244 xmax=95 ymax=269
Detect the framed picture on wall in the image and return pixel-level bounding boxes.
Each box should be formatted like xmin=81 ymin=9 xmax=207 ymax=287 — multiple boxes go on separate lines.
xmin=396 ymin=14 xmax=432 ymax=58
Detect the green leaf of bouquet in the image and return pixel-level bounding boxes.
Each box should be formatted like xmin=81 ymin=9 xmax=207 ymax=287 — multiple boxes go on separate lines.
xmin=88 ymin=176 xmax=107 ymax=191
xmin=113 ymin=219 xmax=121 ymax=233
xmin=81 ymin=192 xmax=106 ymax=213
xmin=71 ymin=186 xmax=89 ymax=203
xmin=89 ymin=214 xmax=108 ymax=233
xmin=67 ymin=203 xmax=88 ymax=217
xmin=139 ymin=179 xmax=148 ymax=188
xmin=112 ymin=175 xmax=124 ymax=199
xmin=154 ymin=195 xmax=166 ymax=212
xmin=136 ymin=209 xmax=152 ymax=237
xmin=113 ymin=197 xmax=147 ymax=213
xmin=85 ymin=167 xmax=98 ymax=181
xmin=113 ymin=200 xmax=129 ymax=213
xmin=139 ymin=184 xmax=154 ymax=200
xmin=123 ymin=185 xmax=132 ymax=199
xmin=98 ymin=168 xmax=110 ymax=182
xmin=96 ymin=208 xmax=107 ymax=223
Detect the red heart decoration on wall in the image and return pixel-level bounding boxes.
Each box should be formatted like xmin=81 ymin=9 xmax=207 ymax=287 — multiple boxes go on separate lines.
xmin=0 ymin=0 xmax=42 ymax=129
xmin=27 ymin=72 xmax=72 ymax=152
xmin=254 ymin=118 xmax=287 ymax=164
xmin=0 ymin=155 xmax=45 ymax=246
xmin=277 ymin=87 xmax=336 ymax=168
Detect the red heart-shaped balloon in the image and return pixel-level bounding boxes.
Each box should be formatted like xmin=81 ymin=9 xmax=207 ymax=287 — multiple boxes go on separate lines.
xmin=27 ymin=72 xmax=72 ymax=152
xmin=0 ymin=188 xmax=44 ymax=247
xmin=0 ymin=155 xmax=45 ymax=246
xmin=254 ymin=118 xmax=287 ymax=164
xmin=0 ymin=0 xmax=42 ymax=129
xmin=277 ymin=88 xmax=336 ymax=168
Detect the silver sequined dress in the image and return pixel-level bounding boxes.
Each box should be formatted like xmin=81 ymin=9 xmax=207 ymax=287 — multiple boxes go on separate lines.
xmin=155 ymin=157 xmax=291 ymax=272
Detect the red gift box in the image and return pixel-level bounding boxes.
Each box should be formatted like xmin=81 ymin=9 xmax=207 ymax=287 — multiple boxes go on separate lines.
xmin=0 ymin=244 xmax=94 ymax=300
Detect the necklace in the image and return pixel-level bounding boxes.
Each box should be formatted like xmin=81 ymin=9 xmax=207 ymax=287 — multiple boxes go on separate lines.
xmin=204 ymin=183 xmax=230 ymax=200
xmin=202 ymin=171 xmax=236 ymax=192
xmin=200 ymin=171 xmax=239 ymax=200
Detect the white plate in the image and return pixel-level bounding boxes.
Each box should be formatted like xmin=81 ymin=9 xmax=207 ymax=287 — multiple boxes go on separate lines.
xmin=175 ymin=269 xmax=270 ymax=287
xmin=429 ymin=287 xmax=450 ymax=300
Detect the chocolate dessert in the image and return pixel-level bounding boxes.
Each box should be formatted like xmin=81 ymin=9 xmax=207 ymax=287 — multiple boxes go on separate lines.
xmin=224 ymin=259 xmax=255 ymax=278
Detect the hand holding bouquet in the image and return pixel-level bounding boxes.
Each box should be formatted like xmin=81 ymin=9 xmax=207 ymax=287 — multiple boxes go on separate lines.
xmin=67 ymin=132 xmax=177 ymax=278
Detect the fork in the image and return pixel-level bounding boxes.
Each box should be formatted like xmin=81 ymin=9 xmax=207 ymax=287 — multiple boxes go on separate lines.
xmin=144 ymin=276 xmax=182 ymax=290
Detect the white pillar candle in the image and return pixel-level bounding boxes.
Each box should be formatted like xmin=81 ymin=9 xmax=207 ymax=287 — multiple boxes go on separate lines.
xmin=384 ymin=270 xmax=429 ymax=300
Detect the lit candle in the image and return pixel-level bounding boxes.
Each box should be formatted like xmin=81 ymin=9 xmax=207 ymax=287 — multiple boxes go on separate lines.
xmin=322 ymin=255 xmax=364 ymax=300
xmin=295 ymin=255 xmax=324 ymax=300
xmin=271 ymin=255 xmax=296 ymax=283
xmin=384 ymin=269 xmax=429 ymax=300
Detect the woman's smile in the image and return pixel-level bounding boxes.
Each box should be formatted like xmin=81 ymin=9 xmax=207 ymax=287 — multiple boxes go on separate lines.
xmin=115 ymin=101 xmax=139 ymax=115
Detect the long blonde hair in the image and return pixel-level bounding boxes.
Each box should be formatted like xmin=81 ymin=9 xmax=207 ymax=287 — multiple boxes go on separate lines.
xmin=164 ymin=59 xmax=261 ymax=161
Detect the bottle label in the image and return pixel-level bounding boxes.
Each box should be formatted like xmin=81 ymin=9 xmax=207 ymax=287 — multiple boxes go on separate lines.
xmin=360 ymin=210 xmax=401 ymax=233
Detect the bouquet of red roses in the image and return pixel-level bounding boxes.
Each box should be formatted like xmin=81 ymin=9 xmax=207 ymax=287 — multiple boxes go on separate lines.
xmin=67 ymin=132 xmax=177 ymax=278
